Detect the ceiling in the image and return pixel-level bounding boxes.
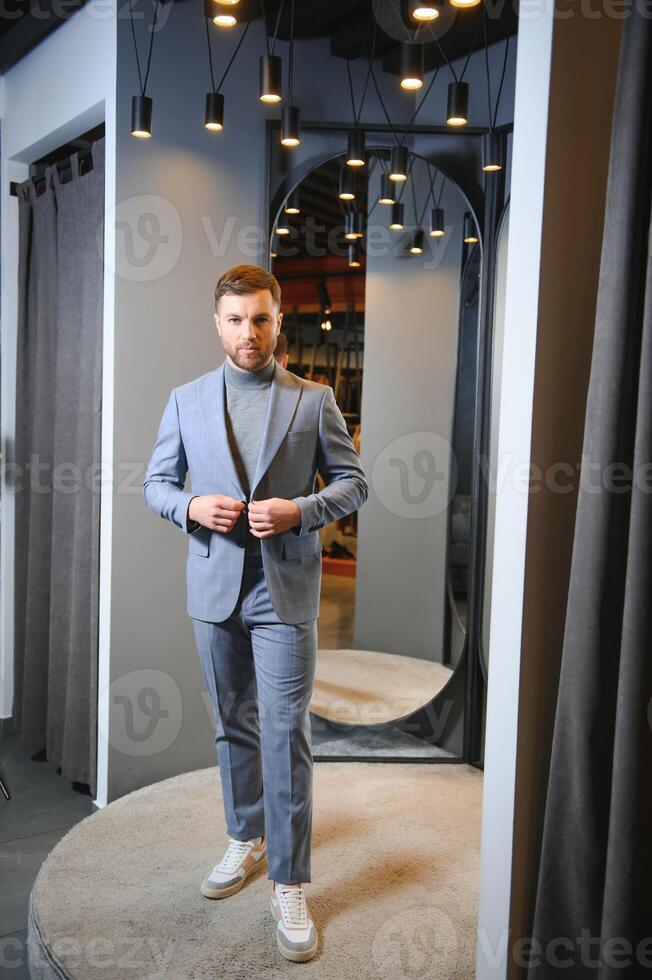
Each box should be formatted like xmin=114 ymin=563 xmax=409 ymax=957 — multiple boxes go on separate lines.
xmin=0 ymin=0 xmax=516 ymax=75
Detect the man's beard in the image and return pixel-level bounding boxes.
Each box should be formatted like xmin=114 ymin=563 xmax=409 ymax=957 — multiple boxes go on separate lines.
xmin=228 ymin=344 xmax=271 ymax=371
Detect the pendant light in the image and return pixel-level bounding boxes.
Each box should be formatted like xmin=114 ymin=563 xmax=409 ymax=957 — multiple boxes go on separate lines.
xmin=463 ymin=211 xmax=479 ymax=243
xmin=446 ymin=81 xmax=469 ymax=126
xmin=215 ymin=0 xmax=239 ymax=5
xmin=379 ymin=174 xmax=395 ymax=205
xmin=204 ymin=13 xmax=251 ymax=133
xmin=284 ymin=188 xmax=301 ymax=214
xmin=389 ymin=144 xmax=408 ymax=182
xmin=280 ymin=0 xmax=300 ymax=146
xmin=409 ymin=0 xmax=440 ymax=20
xmin=339 ymin=168 xmax=356 ymax=201
xmin=353 ymin=210 xmax=366 ymax=238
xmin=131 ymin=95 xmax=153 ymax=139
xmin=409 ymin=229 xmax=425 ymax=254
xmin=482 ymin=30 xmax=509 ymax=173
xmin=482 ymin=131 xmax=504 ymax=172
xmin=129 ymin=0 xmax=160 ymax=139
xmin=281 ymin=105 xmax=300 ymax=146
xmin=346 ymin=129 xmax=365 ymax=167
xmin=344 ymin=211 xmax=365 ymax=240
xmin=429 ymin=207 xmax=445 ymax=237
xmin=450 ymin=0 xmax=481 ymax=7
xmin=259 ymin=54 xmax=282 ymax=102
xmin=400 ymin=43 xmax=424 ymax=91
xmin=276 ymin=220 xmax=291 ymax=236
xmin=389 ymin=202 xmax=404 ymax=231
xmin=213 ymin=11 xmax=236 ymax=26
xmin=344 ymin=212 xmax=357 ymax=240
xmin=348 ymin=243 xmax=362 ymax=267
xmin=204 ymin=92 xmax=224 ymax=131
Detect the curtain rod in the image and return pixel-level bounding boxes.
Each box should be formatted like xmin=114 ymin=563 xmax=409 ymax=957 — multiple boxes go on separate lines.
xmin=10 ymin=148 xmax=93 ymax=197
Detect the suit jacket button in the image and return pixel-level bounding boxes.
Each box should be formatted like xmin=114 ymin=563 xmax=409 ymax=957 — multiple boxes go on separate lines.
xmin=237 ymin=539 xmax=244 ymax=547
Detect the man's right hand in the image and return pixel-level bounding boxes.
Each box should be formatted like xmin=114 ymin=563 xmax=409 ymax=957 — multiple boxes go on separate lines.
xmin=188 ymin=494 xmax=246 ymax=532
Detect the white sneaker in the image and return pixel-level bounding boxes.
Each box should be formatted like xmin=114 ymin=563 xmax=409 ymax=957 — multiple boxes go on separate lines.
xmin=201 ymin=835 xmax=267 ymax=899
xmin=270 ymin=882 xmax=318 ymax=962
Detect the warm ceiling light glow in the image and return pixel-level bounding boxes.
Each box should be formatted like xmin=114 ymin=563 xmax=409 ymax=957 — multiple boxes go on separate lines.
xmin=447 ymin=81 xmax=469 ymax=127
xmin=429 ymin=207 xmax=445 ymax=237
xmin=131 ymin=95 xmax=152 ymax=139
xmin=214 ymin=0 xmax=239 ymax=4
xmin=276 ymin=225 xmax=290 ymax=236
xmin=411 ymin=3 xmax=439 ymax=20
xmin=409 ymin=229 xmax=425 ymax=254
xmin=378 ymin=175 xmax=395 ymax=205
xmin=281 ymin=113 xmax=300 ymax=145
xmin=259 ymin=54 xmax=282 ymax=103
xmin=463 ymin=211 xmax=479 ymax=243
xmin=400 ymin=42 xmax=424 ymax=91
xmin=213 ymin=13 xmax=236 ymax=26
xmin=450 ymin=0 xmax=481 ymax=6
xmin=346 ymin=129 xmax=365 ymax=167
xmin=389 ymin=202 xmax=404 ymax=230
xmin=389 ymin=144 xmax=408 ymax=182
xmin=482 ymin=131 xmax=504 ymax=172
xmin=205 ymin=91 xmax=224 ymax=131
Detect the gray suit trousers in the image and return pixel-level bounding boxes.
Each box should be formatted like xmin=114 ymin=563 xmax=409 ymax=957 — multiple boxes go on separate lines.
xmin=192 ymin=552 xmax=317 ymax=884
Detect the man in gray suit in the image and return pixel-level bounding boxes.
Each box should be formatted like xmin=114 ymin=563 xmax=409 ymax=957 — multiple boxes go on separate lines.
xmin=143 ymin=264 xmax=368 ymax=962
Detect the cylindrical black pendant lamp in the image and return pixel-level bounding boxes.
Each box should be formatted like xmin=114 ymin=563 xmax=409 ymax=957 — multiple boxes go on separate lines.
xmin=281 ymin=104 xmax=301 ymax=146
xmin=131 ymin=95 xmax=153 ymax=138
xmin=389 ymin=144 xmax=408 ymax=182
xmin=348 ymin=243 xmax=362 ymax=267
xmin=429 ymin=207 xmax=445 ymax=237
xmin=482 ymin=130 xmax=504 ymax=172
xmin=259 ymin=54 xmax=282 ymax=102
xmin=409 ymin=0 xmax=440 ymax=20
xmin=284 ymin=188 xmax=301 ymax=214
xmin=446 ymin=81 xmax=469 ymax=126
xmin=389 ymin=201 xmax=405 ymax=230
xmin=379 ymin=175 xmax=395 ymax=205
xmin=344 ymin=212 xmax=357 ymax=240
xmin=463 ymin=211 xmax=479 ymax=243
xmin=409 ymin=228 xmax=425 ymax=253
xmin=339 ymin=168 xmax=356 ymax=200
xmin=346 ymin=129 xmax=365 ymax=167
xmin=400 ymin=42 xmax=424 ymax=90
xmin=352 ymin=210 xmax=366 ymax=238
xmin=205 ymin=91 xmax=225 ymax=131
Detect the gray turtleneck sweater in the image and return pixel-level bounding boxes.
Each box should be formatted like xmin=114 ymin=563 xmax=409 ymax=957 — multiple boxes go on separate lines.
xmin=224 ymin=356 xmax=276 ymax=555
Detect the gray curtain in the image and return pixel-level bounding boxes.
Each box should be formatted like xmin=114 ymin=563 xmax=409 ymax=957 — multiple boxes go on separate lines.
xmin=528 ymin=18 xmax=651 ymax=979
xmin=14 ymin=137 xmax=104 ymax=796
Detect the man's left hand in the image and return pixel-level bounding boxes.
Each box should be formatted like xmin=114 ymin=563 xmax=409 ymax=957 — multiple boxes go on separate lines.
xmin=247 ymin=497 xmax=301 ymax=538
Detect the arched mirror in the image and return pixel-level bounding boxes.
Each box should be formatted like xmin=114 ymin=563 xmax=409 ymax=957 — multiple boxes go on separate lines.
xmin=270 ymin=147 xmax=483 ymax=759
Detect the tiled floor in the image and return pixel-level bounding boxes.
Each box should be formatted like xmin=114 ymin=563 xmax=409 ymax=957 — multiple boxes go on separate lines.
xmin=0 ymin=735 xmax=94 ymax=979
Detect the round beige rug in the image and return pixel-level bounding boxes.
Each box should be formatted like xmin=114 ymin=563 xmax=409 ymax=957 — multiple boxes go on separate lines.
xmin=28 ymin=762 xmax=482 ymax=979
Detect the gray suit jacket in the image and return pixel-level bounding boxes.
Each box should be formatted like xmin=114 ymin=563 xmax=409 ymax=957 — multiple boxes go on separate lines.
xmin=143 ymin=360 xmax=368 ymax=624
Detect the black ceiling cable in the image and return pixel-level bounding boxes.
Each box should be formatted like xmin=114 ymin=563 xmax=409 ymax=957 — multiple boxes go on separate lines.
xmin=354 ymin=23 xmax=401 ymax=147
xmin=416 ymin=162 xmax=434 ymax=228
xmin=492 ymin=35 xmax=510 ymax=128
xmin=129 ymin=0 xmax=160 ymax=95
xmin=258 ymin=0 xmax=285 ymax=57
xmin=398 ymin=63 xmax=441 ymax=147
xmin=270 ymin=0 xmax=285 ymax=55
xmin=288 ymin=0 xmax=295 ymax=103
xmin=206 ymin=10 xmax=253 ymax=94
xmin=459 ymin=14 xmax=484 ymax=83
xmin=410 ymin=159 xmax=420 ymax=226
xmin=482 ymin=8 xmax=493 ymax=128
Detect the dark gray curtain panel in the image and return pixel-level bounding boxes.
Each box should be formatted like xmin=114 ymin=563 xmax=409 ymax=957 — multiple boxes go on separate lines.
xmin=527 ymin=18 xmax=652 ymax=980
xmin=14 ymin=137 xmax=104 ymax=796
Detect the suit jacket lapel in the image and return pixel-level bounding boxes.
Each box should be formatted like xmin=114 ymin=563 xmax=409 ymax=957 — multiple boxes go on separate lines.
xmin=197 ymin=360 xmax=302 ymax=502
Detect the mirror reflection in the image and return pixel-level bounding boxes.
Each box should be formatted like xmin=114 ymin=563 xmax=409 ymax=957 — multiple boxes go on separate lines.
xmin=271 ymin=148 xmax=482 ymax=755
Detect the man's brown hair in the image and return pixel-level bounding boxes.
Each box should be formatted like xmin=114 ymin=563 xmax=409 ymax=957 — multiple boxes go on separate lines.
xmin=214 ymin=264 xmax=282 ymax=311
